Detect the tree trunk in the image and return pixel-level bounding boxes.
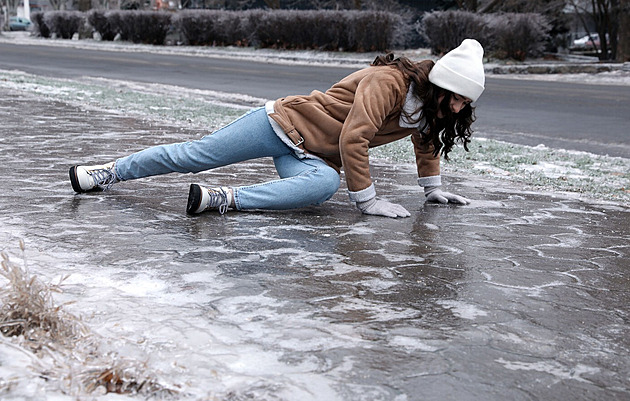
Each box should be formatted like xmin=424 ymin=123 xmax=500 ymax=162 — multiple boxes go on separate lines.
xmin=619 ymin=0 xmax=630 ymax=61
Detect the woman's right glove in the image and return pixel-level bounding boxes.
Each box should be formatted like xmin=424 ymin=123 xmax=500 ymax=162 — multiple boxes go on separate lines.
xmin=356 ymin=198 xmax=411 ymax=218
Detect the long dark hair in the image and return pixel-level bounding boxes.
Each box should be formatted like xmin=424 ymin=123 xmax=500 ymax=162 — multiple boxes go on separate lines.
xmin=371 ymin=53 xmax=475 ymax=160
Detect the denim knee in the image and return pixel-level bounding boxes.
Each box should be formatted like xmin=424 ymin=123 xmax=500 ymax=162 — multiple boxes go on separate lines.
xmin=313 ymin=166 xmax=341 ymax=205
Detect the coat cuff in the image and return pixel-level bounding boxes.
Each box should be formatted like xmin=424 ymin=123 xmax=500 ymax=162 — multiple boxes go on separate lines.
xmin=418 ymin=175 xmax=442 ymax=188
xmin=348 ymin=183 xmax=376 ymax=203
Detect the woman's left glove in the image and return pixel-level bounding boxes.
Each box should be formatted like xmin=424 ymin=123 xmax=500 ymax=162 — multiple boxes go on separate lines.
xmin=424 ymin=186 xmax=471 ymax=205
xmin=356 ymin=198 xmax=411 ymax=218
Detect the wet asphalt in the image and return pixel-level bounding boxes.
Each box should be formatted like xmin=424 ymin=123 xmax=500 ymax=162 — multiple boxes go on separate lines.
xmin=1 ymin=87 xmax=629 ymax=400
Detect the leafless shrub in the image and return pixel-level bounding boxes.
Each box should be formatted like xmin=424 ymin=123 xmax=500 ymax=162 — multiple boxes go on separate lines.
xmin=486 ymin=13 xmax=551 ymax=61
xmin=87 ymin=10 xmax=117 ymax=41
xmin=32 ymin=11 xmax=85 ymax=39
xmin=117 ymin=11 xmax=173 ymax=45
xmin=36 ymin=9 xmax=406 ymax=51
xmin=420 ymin=10 xmax=488 ymax=55
xmin=178 ymin=9 xmax=252 ymax=46
xmin=31 ymin=12 xmax=50 ymax=38
xmin=0 ymin=240 xmax=178 ymax=398
xmin=42 ymin=11 xmax=86 ymax=39
xmin=177 ymin=9 xmax=406 ymax=51
xmin=420 ymin=10 xmax=551 ymax=60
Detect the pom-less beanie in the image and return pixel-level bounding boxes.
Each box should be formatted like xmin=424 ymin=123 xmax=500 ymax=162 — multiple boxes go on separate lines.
xmin=428 ymin=39 xmax=485 ymax=102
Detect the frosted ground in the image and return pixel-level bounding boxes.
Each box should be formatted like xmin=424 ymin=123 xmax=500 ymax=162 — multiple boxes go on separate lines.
xmin=0 ymin=31 xmax=629 ymax=400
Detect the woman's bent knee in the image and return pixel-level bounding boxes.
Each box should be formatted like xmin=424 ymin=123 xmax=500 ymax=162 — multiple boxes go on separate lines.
xmin=313 ymin=167 xmax=340 ymax=205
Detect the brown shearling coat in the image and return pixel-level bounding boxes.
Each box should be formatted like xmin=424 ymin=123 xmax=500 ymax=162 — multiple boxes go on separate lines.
xmin=268 ymin=61 xmax=441 ymax=194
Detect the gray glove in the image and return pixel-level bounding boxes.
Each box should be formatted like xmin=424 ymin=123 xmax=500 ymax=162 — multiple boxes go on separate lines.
xmin=424 ymin=186 xmax=471 ymax=205
xmin=356 ymin=198 xmax=411 ymax=218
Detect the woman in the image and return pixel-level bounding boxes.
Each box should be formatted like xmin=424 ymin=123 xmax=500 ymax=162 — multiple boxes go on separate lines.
xmin=69 ymin=39 xmax=485 ymax=218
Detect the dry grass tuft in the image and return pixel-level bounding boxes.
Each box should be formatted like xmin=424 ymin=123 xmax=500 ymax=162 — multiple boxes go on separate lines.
xmin=0 ymin=240 xmax=86 ymax=347
xmin=0 ymin=240 xmax=179 ymax=398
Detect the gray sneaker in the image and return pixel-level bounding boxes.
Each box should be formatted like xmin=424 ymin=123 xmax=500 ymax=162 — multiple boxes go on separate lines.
xmin=69 ymin=162 xmax=119 ymax=193
xmin=186 ymin=184 xmax=230 ymax=215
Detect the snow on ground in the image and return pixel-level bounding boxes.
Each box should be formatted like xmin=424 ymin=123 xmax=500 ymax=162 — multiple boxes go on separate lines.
xmin=489 ymin=69 xmax=630 ymax=86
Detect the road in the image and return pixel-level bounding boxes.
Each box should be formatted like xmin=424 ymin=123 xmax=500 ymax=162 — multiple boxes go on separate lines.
xmin=1 ymin=41 xmax=628 ymax=158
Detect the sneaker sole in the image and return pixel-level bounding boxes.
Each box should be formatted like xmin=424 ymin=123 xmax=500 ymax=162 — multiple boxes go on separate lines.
xmin=186 ymin=184 xmax=203 ymax=215
xmin=68 ymin=166 xmax=84 ymax=193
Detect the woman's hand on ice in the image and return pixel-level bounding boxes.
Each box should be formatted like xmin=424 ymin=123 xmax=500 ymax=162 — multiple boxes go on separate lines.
xmin=356 ymin=198 xmax=411 ymax=218
xmin=424 ymin=186 xmax=471 ymax=205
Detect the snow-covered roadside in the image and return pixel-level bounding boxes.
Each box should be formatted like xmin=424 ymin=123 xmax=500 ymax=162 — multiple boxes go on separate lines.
xmin=1 ymin=68 xmax=628 ymax=205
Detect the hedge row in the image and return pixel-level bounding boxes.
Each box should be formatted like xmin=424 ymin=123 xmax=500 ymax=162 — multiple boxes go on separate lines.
xmin=179 ymin=9 xmax=406 ymax=51
xmin=31 ymin=9 xmax=551 ymax=60
xmin=421 ymin=10 xmax=551 ymax=60
xmin=87 ymin=10 xmax=172 ymax=45
xmin=32 ymin=9 xmax=407 ymax=52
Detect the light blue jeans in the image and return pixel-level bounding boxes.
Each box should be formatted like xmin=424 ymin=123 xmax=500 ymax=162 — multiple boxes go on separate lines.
xmin=114 ymin=107 xmax=340 ymax=210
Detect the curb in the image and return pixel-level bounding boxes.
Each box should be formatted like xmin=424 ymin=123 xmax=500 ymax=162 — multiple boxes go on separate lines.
xmin=487 ymin=62 xmax=629 ymax=75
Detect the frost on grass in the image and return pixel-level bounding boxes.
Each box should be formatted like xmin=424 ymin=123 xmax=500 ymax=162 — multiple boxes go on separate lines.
xmin=371 ymin=138 xmax=630 ymax=204
xmin=0 ymin=69 xmax=248 ymax=131
xmin=0 ymin=240 xmax=178 ymax=398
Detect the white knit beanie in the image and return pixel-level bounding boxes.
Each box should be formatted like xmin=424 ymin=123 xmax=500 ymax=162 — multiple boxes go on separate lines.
xmin=428 ymin=39 xmax=485 ymax=102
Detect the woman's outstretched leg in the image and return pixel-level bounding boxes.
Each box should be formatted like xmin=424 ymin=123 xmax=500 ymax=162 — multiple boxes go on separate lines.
xmin=69 ymin=107 xmax=287 ymax=193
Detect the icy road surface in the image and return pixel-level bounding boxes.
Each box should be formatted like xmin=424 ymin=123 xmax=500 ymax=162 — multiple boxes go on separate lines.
xmin=0 ymin=87 xmax=629 ymax=400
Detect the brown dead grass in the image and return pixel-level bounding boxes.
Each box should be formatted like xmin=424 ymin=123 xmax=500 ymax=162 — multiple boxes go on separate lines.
xmin=0 ymin=239 xmax=179 ymax=398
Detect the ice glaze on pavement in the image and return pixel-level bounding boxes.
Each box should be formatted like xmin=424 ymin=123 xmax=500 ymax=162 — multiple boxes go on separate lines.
xmin=1 ymin=88 xmax=629 ymax=400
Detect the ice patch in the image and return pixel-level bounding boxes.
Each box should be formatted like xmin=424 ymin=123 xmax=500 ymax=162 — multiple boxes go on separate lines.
xmin=495 ymin=358 xmax=600 ymax=383
xmin=472 ymin=162 xmax=512 ymax=176
xmin=389 ymin=335 xmax=439 ymax=352
xmin=519 ymin=161 xmax=590 ymax=179
xmin=118 ymin=273 xmax=169 ymax=297
xmin=437 ymin=300 xmax=488 ymax=320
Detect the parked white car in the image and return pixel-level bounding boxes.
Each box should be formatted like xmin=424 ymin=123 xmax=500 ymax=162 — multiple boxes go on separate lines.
xmin=572 ymin=33 xmax=600 ymax=49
